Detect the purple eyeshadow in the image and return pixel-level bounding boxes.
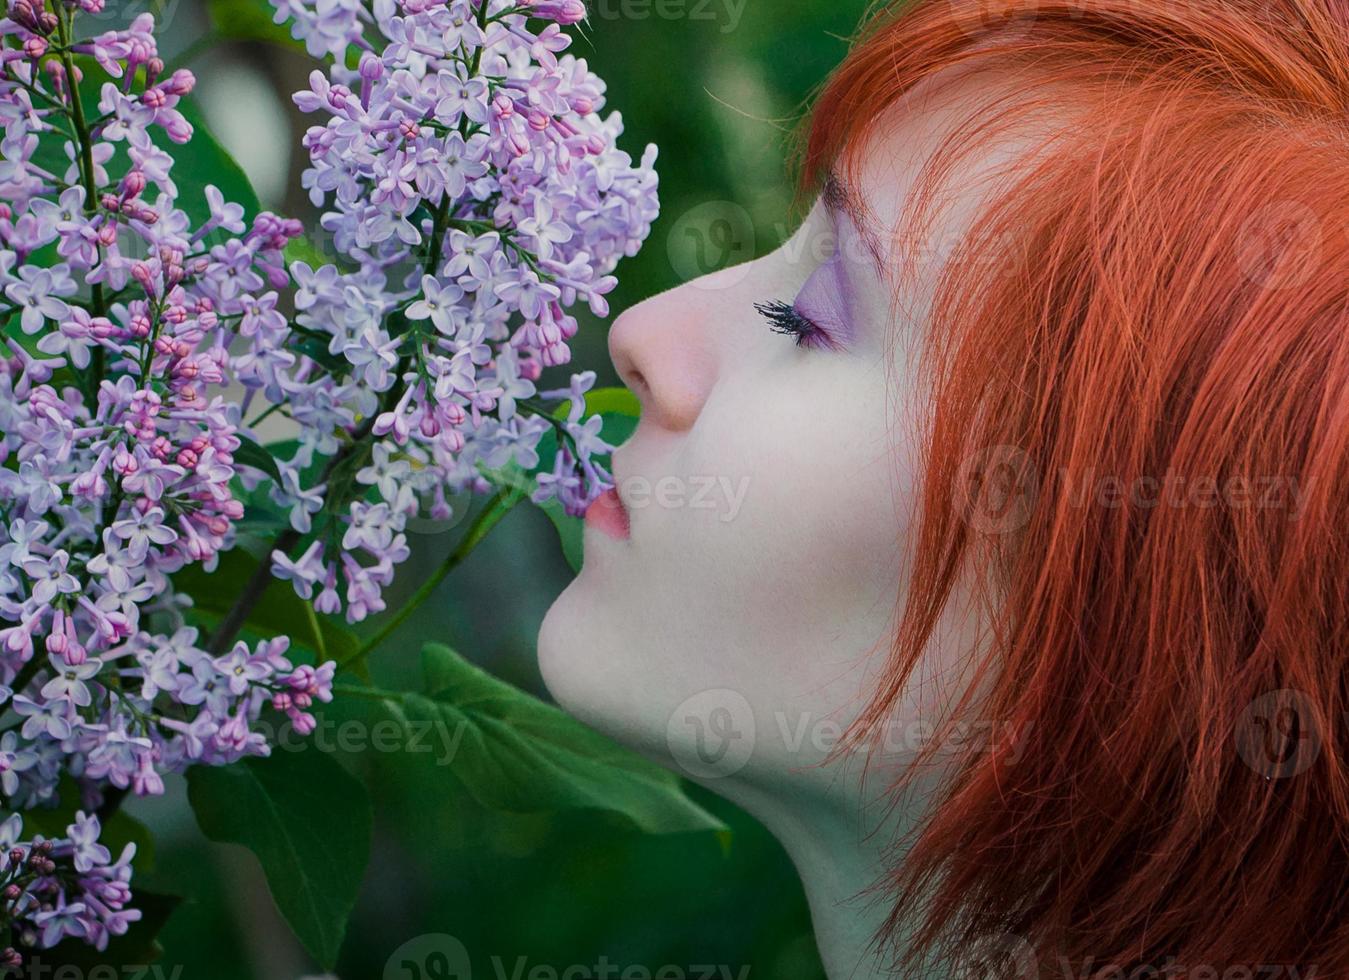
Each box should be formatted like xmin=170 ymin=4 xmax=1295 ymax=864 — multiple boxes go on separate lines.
xmin=792 ymin=251 xmax=857 ymax=348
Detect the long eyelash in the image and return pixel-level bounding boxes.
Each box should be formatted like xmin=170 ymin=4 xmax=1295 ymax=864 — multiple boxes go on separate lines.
xmin=754 ymin=300 xmax=824 ymax=348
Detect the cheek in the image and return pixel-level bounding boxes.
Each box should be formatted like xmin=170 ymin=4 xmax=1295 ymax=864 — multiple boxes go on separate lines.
xmin=541 ymin=350 xmax=911 ymax=747
xmin=539 ymin=356 xmax=917 ymax=772
xmin=687 ymin=356 xmax=908 ymax=650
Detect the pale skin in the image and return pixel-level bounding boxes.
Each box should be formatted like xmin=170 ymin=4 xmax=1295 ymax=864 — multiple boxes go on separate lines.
xmin=539 ymin=62 xmax=1066 ymax=979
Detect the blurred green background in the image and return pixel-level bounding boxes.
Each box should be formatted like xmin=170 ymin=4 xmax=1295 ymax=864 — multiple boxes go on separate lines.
xmin=121 ymin=0 xmax=872 ymax=976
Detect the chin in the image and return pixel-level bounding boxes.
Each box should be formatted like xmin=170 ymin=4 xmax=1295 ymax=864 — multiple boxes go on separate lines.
xmin=536 ymin=577 xmax=592 ymax=719
xmin=537 ymin=576 xmax=662 ymax=757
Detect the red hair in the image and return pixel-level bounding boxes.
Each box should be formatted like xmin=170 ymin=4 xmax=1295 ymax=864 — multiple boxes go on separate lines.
xmin=806 ymin=0 xmax=1349 ymax=976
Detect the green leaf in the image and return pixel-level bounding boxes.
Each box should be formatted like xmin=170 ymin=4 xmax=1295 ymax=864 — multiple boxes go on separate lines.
xmin=586 ymin=385 xmax=642 ymax=418
xmin=186 ymin=751 xmax=372 ymax=969
xmin=233 ymin=433 xmax=283 ymax=484
xmin=284 ymin=234 xmax=332 ymax=270
xmin=294 ymin=335 xmax=349 ymax=374
xmin=173 ymin=550 xmax=363 ymax=673
xmin=397 ymin=643 xmax=726 ymax=836
xmin=208 ymin=0 xmax=311 ymax=55
xmin=551 ymin=385 xmax=642 ymax=421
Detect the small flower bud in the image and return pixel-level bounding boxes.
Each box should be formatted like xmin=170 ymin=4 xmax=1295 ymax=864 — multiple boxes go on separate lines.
xmin=358 ymin=52 xmax=384 ymax=82
xmin=327 ymin=84 xmax=353 ymax=109
xmin=121 ymin=170 xmax=146 ymax=197
xmin=166 ymin=68 xmax=194 ymax=95
xmin=164 ymin=116 xmax=192 ymax=143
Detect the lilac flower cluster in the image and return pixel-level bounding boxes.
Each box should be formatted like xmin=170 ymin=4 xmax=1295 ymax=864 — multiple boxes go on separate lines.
xmin=266 ymin=0 xmax=658 ymax=620
xmin=0 ymin=0 xmax=339 ymax=954
xmin=0 ymin=811 xmax=137 ymax=962
xmin=0 ymin=0 xmax=655 ymax=959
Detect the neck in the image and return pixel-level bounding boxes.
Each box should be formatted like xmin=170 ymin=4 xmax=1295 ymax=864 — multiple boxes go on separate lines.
xmin=786 ymin=814 xmax=893 ymax=980
xmin=728 ymin=773 xmax=933 ymax=980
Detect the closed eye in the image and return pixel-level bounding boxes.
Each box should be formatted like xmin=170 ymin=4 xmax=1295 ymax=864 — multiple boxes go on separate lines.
xmin=754 ymin=300 xmax=842 ymax=352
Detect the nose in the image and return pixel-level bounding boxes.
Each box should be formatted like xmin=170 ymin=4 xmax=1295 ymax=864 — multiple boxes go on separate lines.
xmin=607 ymin=284 xmax=720 ymax=432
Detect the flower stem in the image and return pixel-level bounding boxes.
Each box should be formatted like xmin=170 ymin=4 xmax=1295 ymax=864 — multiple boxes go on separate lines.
xmin=206 ymin=527 xmax=302 ymax=657
xmin=206 ymin=415 xmax=378 ymax=656
xmin=303 ymin=594 xmax=328 ymax=661
xmin=335 ymin=485 xmax=523 ymax=673
xmin=55 ymin=6 xmax=108 ymax=387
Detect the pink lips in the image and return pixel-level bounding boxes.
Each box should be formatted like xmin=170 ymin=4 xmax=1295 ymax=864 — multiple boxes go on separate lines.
xmin=584 ymin=486 xmax=630 ymax=541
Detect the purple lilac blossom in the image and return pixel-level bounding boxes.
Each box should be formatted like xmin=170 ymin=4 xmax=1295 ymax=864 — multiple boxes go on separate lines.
xmin=0 ymin=0 xmax=336 ymax=953
xmin=0 ymin=811 xmax=140 ymax=961
xmin=268 ymin=0 xmax=659 ymax=616
xmin=0 ymin=0 xmax=655 ymax=956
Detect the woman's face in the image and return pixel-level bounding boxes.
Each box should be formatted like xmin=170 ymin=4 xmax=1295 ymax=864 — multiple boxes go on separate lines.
xmin=539 ymin=64 xmax=1042 ymax=817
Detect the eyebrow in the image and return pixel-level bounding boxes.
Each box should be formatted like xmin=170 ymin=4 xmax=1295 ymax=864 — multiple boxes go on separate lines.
xmin=822 ymin=169 xmax=888 ymax=277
